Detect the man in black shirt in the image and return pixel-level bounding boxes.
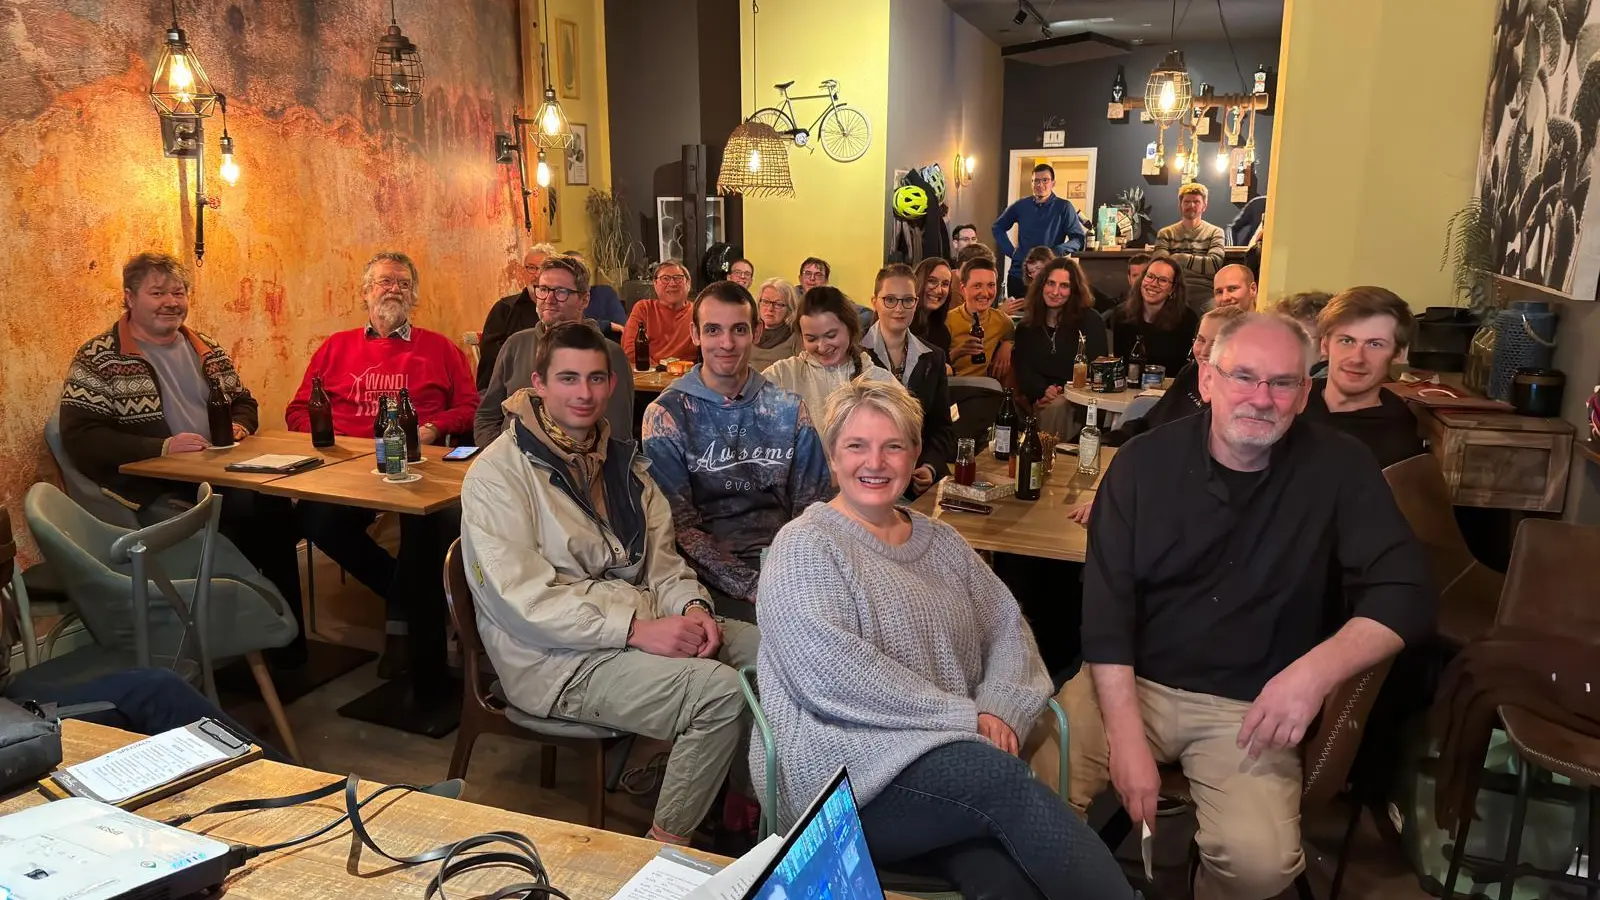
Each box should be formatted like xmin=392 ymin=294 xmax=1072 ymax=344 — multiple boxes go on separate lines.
xmin=1066 ymin=313 xmax=1433 ymax=900
xmin=1300 ymin=286 xmax=1425 ymax=468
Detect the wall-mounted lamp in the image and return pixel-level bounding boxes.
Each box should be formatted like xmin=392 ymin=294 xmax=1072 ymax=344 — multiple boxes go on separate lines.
xmin=954 ymin=153 xmax=976 ymax=187
xmin=495 ymin=109 xmax=538 ymax=232
xmin=149 ymin=1 xmax=236 ymax=263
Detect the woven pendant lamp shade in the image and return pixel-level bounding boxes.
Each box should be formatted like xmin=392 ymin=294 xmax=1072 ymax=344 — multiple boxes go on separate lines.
xmin=1144 ymin=50 xmax=1192 ymax=127
xmin=718 ymin=121 xmax=794 ymax=198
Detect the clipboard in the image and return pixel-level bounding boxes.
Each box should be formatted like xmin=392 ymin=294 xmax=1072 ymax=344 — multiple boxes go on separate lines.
xmin=39 ymin=718 xmax=263 ymax=811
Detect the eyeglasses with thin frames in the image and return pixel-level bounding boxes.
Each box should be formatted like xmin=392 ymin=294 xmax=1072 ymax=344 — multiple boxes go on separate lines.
xmin=878 ymin=295 xmax=918 ymax=309
xmin=373 ymin=278 xmax=414 ymax=292
xmin=1212 ymin=363 xmax=1304 ymax=399
xmin=655 ymin=274 xmax=688 ymax=285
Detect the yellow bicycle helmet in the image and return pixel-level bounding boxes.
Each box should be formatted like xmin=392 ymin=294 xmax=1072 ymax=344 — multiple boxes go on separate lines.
xmin=893 ymin=185 xmax=929 ymax=219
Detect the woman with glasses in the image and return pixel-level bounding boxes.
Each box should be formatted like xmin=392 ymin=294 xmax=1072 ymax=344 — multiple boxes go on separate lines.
xmin=749 ymin=277 xmax=802 ymax=372
xmin=1107 ymin=253 xmax=1200 ymax=375
xmin=1012 ymin=257 xmax=1107 ymax=437
xmin=763 ymin=286 xmax=895 ymax=422
xmin=861 ymin=264 xmax=954 ymax=498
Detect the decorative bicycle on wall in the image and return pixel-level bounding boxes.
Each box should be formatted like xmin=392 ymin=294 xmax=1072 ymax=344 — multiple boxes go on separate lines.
xmin=747 ymin=79 xmax=872 ymax=163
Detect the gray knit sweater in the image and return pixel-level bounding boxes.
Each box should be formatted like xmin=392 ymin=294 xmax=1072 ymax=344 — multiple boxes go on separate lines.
xmin=752 ymin=502 xmax=1051 ymax=830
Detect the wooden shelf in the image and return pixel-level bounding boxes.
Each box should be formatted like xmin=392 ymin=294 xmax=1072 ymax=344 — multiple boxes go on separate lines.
xmin=1580 ymin=438 xmax=1600 ymax=467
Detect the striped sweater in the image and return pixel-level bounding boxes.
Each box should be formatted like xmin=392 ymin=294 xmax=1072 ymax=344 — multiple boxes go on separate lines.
xmin=1156 ymin=220 xmax=1227 ymax=312
xmin=59 ymin=318 xmax=258 ymax=506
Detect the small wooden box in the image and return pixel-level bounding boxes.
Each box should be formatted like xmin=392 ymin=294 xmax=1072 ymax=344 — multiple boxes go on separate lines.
xmin=1418 ymin=408 xmax=1574 ymax=513
xmin=1106 ymin=102 xmax=1126 ymax=120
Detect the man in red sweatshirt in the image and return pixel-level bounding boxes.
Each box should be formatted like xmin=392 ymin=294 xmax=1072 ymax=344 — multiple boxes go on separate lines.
xmin=286 ymin=251 xmax=479 ymax=676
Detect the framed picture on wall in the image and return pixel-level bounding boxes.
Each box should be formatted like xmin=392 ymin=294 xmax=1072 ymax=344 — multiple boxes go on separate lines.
xmin=566 ymin=123 xmax=589 ymax=186
xmin=1065 ymin=181 xmax=1087 ymax=200
xmin=556 ymin=19 xmax=581 ymax=100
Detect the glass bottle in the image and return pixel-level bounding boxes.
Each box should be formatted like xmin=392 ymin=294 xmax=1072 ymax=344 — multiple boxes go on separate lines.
xmin=993 ymin=389 xmax=1017 ymax=461
xmin=383 ymin=414 xmax=408 ymax=478
xmin=955 ymin=438 xmax=977 ymax=486
xmin=969 ymin=310 xmax=987 ymax=368
xmin=206 ymin=382 xmax=234 ymax=447
xmin=634 ymin=320 xmax=651 ymax=372
xmin=1015 ymin=417 xmax=1043 ymax=502
xmin=397 ymin=387 xmax=421 ymax=462
xmin=1127 ymin=336 xmax=1147 ymax=390
xmin=1078 ymin=401 xmax=1102 ymax=476
xmin=1072 ymin=334 xmax=1089 ymax=389
xmin=308 ymin=375 xmax=335 ymax=449
xmin=374 ymin=396 xmax=392 ymax=469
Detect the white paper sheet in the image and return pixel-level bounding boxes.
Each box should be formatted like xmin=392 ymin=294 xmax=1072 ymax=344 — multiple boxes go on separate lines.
xmin=1140 ymin=821 xmax=1154 ymax=881
xmin=235 ymin=454 xmax=315 ymax=469
xmin=611 ymin=848 xmax=716 ymax=900
xmin=682 ymin=834 xmax=783 ymax=900
xmin=59 ymin=727 xmax=230 ymax=803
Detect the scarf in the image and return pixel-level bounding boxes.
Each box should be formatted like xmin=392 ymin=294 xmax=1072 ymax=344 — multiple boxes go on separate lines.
xmin=758 ymin=321 xmax=795 ymax=349
xmin=531 ymin=400 xmax=611 ymax=518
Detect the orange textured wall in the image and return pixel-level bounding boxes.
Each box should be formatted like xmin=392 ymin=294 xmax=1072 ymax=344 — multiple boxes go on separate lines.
xmin=0 ymin=1 xmax=527 ymax=546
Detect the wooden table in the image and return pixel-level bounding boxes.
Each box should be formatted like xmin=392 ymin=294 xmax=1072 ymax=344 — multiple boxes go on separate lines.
xmin=257 ymin=454 xmax=470 ymax=516
xmin=1 ymin=721 xmax=723 ymax=900
xmin=1059 ymin=380 xmax=1170 ymax=429
xmin=119 ymin=431 xmax=373 ymax=489
xmin=632 ymin=368 xmax=681 ymax=393
xmin=909 ymin=448 xmax=1114 ymax=563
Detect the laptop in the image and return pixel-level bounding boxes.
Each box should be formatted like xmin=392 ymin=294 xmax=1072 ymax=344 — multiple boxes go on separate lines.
xmin=742 ymin=767 xmax=886 ymax=900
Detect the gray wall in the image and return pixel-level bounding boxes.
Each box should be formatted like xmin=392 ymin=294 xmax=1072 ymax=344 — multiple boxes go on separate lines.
xmin=604 ymin=0 xmax=740 ymax=266
xmin=1000 ymin=38 xmax=1280 ymax=232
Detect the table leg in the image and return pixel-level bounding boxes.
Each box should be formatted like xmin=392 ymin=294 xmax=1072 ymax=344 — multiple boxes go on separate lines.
xmin=337 ymin=510 xmax=462 ymax=737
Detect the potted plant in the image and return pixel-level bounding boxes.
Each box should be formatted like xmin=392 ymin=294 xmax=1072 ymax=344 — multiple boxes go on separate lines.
xmin=1419 ymin=198 xmax=1496 ymax=375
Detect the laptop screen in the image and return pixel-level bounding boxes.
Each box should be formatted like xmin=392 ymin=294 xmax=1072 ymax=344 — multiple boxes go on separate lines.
xmin=746 ymin=768 xmax=885 ymax=900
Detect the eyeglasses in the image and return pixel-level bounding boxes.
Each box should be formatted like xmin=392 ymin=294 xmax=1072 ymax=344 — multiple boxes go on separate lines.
xmin=655 ymin=274 xmax=688 ymax=284
xmin=1143 ymin=274 xmax=1174 ymax=288
xmin=878 ymin=294 xmax=918 ymax=309
xmin=801 ymin=269 xmax=826 ymax=280
xmin=1031 ymin=177 xmax=1052 ymax=185
xmin=533 ymin=285 xmax=580 ymax=302
xmin=1212 ymin=364 xmax=1304 ymax=399
xmin=374 ymin=278 xmax=414 ymax=292
xmin=758 ymin=299 xmax=789 ymax=310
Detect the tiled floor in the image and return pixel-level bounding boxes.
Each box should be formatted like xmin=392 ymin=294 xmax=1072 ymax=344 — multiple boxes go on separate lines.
xmin=211 ymin=550 xmax=1505 ymax=900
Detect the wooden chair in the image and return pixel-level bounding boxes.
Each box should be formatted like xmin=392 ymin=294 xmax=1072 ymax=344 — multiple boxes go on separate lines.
xmin=441 ymin=539 xmax=632 ymax=828
xmin=462 ymin=331 xmax=482 ymax=370
xmin=1098 ymin=660 xmax=1394 ymax=900
xmin=1441 ymin=519 xmax=1600 ymax=899
xmin=1381 ymin=454 xmax=1503 ymax=647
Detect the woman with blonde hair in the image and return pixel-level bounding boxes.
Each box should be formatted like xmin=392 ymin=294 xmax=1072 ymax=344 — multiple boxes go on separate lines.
xmin=749 ymin=277 xmax=802 ymax=372
xmin=756 ymin=378 xmax=1134 ymax=900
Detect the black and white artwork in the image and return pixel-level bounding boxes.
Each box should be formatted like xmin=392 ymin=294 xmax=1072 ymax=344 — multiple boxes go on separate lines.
xmin=1479 ymin=0 xmax=1600 ymax=298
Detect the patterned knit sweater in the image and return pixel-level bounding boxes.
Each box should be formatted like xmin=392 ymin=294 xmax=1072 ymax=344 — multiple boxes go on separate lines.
xmin=59 ymin=318 xmax=258 ymax=506
xmin=753 ymin=502 xmax=1051 ymax=830
xmin=1155 ymin=220 xmax=1227 ymax=310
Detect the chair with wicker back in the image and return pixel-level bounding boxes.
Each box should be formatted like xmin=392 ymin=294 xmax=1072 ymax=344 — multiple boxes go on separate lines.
xmin=440 ymin=538 xmax=633 ymax=828
xmin=1097 ymin=659 xmax=1394 ymax=899
xmin=1381 ymin=454 xmax=1501 ymax=648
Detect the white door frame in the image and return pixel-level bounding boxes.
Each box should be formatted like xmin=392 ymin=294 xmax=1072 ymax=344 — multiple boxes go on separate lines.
xmin=1003 ymin=147 xmax=1098 ymax=267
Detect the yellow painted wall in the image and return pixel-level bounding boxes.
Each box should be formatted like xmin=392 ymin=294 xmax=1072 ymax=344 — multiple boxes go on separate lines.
xmin=526 ymin=0 xmax=611 ymax=260
xmin=740 ymin=0 xmax=891 ymax=301
xmin=1261 ymin=0 xmax=1497 ymax=307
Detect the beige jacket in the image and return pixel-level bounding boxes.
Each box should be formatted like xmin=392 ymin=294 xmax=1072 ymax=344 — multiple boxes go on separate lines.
xmin=460 ymin=391 xmax=711 ymax=717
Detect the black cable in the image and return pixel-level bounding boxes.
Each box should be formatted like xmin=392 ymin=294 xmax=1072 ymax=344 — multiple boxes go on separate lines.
xmin=1216 ymin=0 xmax=1248 ymax=94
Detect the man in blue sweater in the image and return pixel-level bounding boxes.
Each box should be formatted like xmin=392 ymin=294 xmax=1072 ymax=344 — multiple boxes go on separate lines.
xmin=992 ymin=163 xmax=1086 ymax=299
xmin=642 ymin=281 xmax=833 ymax=622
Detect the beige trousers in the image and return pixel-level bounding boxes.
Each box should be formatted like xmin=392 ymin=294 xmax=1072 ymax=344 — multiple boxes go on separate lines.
xmin=554 ymin=619 xmax=760 ymax=838
xmin=1029 ymin=668 xmax=1304 ymax=900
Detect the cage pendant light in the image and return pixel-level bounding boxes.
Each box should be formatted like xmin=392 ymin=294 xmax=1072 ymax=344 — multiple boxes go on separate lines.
xmin=150 ymin=1 xmax=217 ymax=118
xmin=372 ymin=0 xmax=424 ymax=107
xmin=718 ymin=0 xmax=795 ymax=197
xmin=532 ymin=0 xmax=574 ymax=149
xmin=1145 ymin=50 xmax=1191 ymax=127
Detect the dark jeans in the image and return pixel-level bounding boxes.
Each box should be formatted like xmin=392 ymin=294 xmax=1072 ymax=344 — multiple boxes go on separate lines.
xmin=859 ymin=741 xmax=1134 ymax=900
xmin=6 ymin=667 xmax=289 ymax=763
xmin=296 ymin=502 xmax=399 ymax=624
xmin=141 ymin=487 xmax=305 ymax=653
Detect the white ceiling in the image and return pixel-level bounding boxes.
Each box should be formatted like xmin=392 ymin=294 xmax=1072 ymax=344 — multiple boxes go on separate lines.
xmin=945 ymin=0 xmax=1284 ymax=47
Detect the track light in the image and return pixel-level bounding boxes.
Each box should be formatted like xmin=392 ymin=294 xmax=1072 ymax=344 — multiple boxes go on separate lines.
xmin=1013 ymin=6 xmax=1028 ymax=25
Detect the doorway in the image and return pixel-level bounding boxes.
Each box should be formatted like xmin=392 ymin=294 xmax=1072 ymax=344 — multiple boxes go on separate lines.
xmin=1002 ymin=148 xmax=1097 ymax=268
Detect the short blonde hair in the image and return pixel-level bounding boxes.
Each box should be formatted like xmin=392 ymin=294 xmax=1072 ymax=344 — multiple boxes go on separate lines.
xmin=820 ymin=378 xmax=923 ymax=458
xmin=1179 ymin=182 xmax=1208 ymax=200
xmin=757 ymin=277 xmax=798 ymax=326
xmin=1201 ymin=304 xmax=1248 ymax=326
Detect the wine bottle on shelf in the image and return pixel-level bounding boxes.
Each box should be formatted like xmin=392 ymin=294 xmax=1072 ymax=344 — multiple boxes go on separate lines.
xmin=993 ymin=389 xmax=1017 ymax=461
xmin=1253 ymin=64 xmax=1269 ymax=95
xmin=1111 ymin=66 xmax=1127 ymax=103
xmin=397 ymin=387 xmax=421 ymax=462
xmin=308 ymin=375 xmax=335 ymax=449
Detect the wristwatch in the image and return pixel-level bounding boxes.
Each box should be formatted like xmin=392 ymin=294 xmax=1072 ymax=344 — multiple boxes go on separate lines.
xmin=683 ymin=599 xmax=714 ymax=616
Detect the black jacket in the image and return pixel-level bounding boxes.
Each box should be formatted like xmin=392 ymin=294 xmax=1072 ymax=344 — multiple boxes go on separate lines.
xmin=866 ymin=340 xmax=955 ymax=492
xmin=477 ymin=289 xmax=541 ymax=390
xmin=1012 ymin=313 xmax=1111 ymax=404
xmin=1104 ymin=361 xmax=1204 ymax=447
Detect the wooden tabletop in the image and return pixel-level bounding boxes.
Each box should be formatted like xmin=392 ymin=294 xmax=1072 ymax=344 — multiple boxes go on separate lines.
xmin=632 ymin=368 xmax=681 ymax=393
xmin=119 ymin=431 xmax=373 ymax=489
xmin=1061 ymin=379 xmax=1171 ymax=414
xmin=257 ymin=452 xmax=470 ymax=516
xmin=909 ymin=448 xmax=1114 ymax=562
xmin=1 ymin=721 xmax=724 ymax=900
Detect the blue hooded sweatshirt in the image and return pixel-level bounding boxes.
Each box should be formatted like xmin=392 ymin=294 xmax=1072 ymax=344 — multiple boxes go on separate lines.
xmin=641 ymin=366 xmax=832 ymax=603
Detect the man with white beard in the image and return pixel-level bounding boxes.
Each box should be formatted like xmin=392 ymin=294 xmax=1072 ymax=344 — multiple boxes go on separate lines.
xmin=287 ymin=251 xmax=479 ymax=677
